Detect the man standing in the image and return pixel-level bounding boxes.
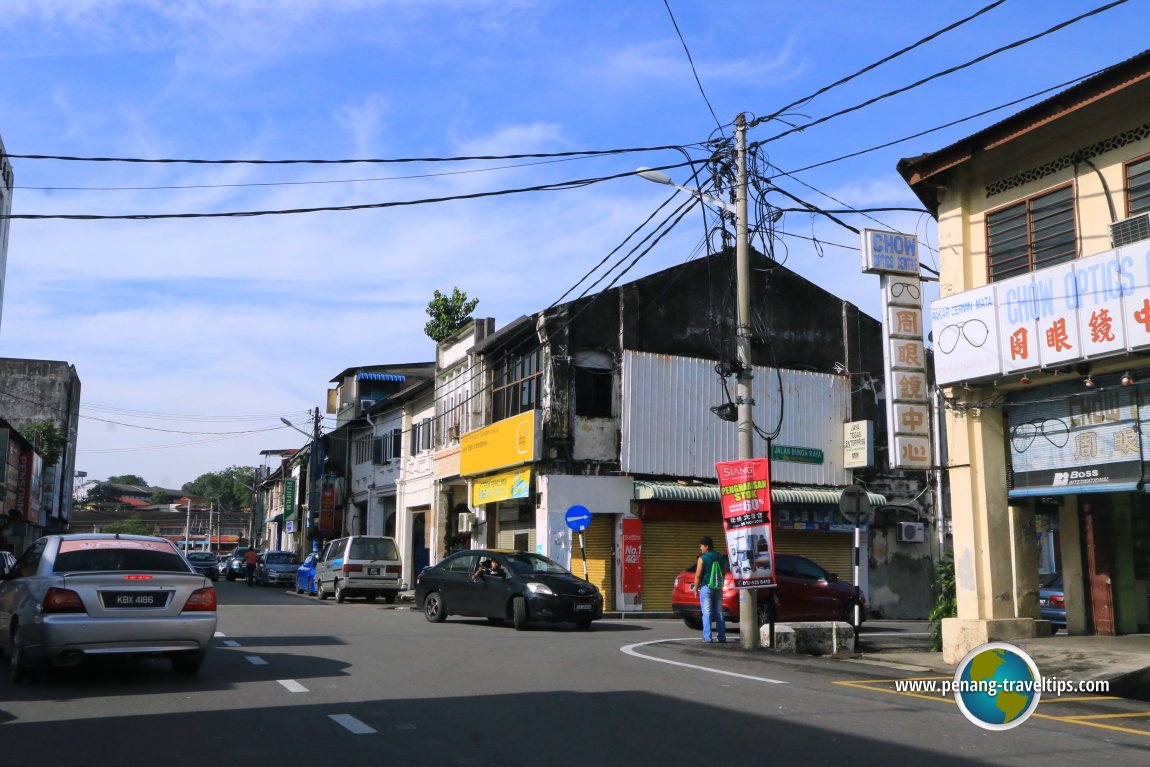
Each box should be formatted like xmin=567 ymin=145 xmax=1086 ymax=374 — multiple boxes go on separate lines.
xmin=694 ymin=536 xmax=726 ymax=643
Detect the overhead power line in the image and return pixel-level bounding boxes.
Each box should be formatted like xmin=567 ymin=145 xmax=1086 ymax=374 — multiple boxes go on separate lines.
xmin=0 ymin=161 xmax=700 ymax=221
xmin=752 ymin=0 xmax=1130 ymax=145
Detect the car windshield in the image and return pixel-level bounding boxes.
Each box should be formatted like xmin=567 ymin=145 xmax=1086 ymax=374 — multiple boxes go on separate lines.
xmin=54 ymin=540 xmax=191 ymax=573
xmin=265 ymin=553 xmax=297 ymax=565
xmin=187 ymin=553 xmax=216 ymax=563
xmin=503 ymin=552 xmax=569 ymax=575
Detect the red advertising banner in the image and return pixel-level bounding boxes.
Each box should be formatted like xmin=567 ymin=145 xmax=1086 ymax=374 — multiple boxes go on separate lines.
xmin=715 ymin=458 xmax=775 ymax=588
xmin=621 ymin=518 xmax=642 ymax=596
xmin=319 ymin=483 xmax=337 ymax=532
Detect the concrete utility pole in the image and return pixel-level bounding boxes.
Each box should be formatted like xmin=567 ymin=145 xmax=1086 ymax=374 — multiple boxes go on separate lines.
xmin=733 ymin=113 xmax=760 ymax=651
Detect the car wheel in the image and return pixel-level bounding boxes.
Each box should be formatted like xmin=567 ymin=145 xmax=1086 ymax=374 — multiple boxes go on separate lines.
xmin=842 ymin=602 xmax=858 ymax=627
xmin=384 ymin=592 xmax=397 ymax=604
xmin=317 ymin=580 xmax=329 ymax=600
xmin=335 ymin=580 xmax=347 ymax=603
xmin=512 ymin=596 xmax=529 ymax=631
xmin=424 ymin=592 xmax=447 ymax=623
xmin=683 ymin=617 xmax=703 ymax=630
xmin=296 ymin=581 xmax=304 ymax=594
xmin=8 ymin=625 xmax=29 ymax=684
xmin=171 ymin=655 xmax=203 ymax=675
xmin=757 ymin=600 xmax=776 ymax=628
xmin=575 ymin=619 xmax=592 ymax=631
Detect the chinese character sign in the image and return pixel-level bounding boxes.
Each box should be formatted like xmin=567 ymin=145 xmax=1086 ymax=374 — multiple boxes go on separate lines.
xmin=715 ymin=459 xmax=775 ymax=588
xmin=621 ymin=518 xmax=642 ymax=599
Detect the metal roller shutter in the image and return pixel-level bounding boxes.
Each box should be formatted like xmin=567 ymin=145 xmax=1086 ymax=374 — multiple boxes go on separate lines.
xmin=496 ymin=512 xmax=536 ymax=552
xmin=774 ymin=531 xmax=854 ymax=584
xmin=641 ymin=521 xmax=727 ymax=611
xmin=581 ymin=515 xmax=615 ymax=610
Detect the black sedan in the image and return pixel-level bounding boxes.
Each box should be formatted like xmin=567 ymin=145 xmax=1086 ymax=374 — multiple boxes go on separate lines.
xmin=414 ymin=549 xmax=603 ymax=631
xmin=185 ymin=551 xmax=220 ymax=582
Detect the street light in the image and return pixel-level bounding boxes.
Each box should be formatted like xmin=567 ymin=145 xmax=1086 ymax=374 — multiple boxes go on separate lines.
xmin=638 ymin=114 xmax=759 ymax=649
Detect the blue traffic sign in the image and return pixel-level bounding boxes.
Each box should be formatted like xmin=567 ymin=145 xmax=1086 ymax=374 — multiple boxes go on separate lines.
xmin=564 ymin=505 xmax=591 ymax=532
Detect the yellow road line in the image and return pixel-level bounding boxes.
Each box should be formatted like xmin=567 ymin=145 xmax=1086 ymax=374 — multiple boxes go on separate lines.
xmin=1057 ymin=712 xmax=1150 ymax=721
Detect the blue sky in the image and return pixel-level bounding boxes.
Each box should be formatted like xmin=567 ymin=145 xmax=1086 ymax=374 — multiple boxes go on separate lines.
xmin=0 ymin=0 xmax=1146 ymax=489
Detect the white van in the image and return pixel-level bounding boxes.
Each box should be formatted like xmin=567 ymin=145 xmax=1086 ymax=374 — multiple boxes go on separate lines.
xmin=315 ymin=535 xmax=402 ymax=603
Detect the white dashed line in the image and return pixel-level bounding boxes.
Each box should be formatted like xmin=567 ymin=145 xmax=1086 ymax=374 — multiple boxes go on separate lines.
xmin=278 ymin=679 xmax=309 ymax=693
xmin=620 ymin=638 xmax=787 ymax=684
xmin=223 ymin=640 xmax=241 ymax=647
xmin=246 ymin=656 xmax=268 ymax=665
xmin=330 ymin=714 xmax=377 ymax=734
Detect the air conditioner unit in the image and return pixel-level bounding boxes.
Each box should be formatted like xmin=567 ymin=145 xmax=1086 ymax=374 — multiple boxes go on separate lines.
xmin=897 ymin=521 xmax=926 ymax=544
xmin=359 ymin=399 xmax=377 ymax=410
xmin=447 ymin=424 xmax=460 ymax=440
xmin=1111 ymin=213 xmax=1150 ymax=248
xmin=458 ymin=512 xmax=475 ymax=533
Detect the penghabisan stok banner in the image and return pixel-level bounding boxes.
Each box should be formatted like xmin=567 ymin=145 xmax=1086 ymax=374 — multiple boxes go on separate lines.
xmin=715 ymin=458 xmax=776 ymax=589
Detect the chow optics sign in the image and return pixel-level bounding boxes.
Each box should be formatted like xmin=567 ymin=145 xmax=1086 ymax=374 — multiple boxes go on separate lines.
xmin=715 ymin=458 xmax=775 ymax=589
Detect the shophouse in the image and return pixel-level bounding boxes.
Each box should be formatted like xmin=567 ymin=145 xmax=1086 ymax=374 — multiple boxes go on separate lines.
xmin=898 ymin=49 xmax=1150 ymax=659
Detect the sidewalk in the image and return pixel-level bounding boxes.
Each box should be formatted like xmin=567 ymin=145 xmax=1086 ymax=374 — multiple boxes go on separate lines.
xmin=850 ymin=633 xmax=1150 ymax=701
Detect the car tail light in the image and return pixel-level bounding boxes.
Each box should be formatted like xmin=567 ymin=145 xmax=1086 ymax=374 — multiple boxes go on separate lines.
xmin=1050 ymin=594 xmax=1065 ymax=608
xmin=43 ymin=587 xmax=86 ymax=613
xmin=342 ymin=564 xmax=363 ymax=573
xmin=673 ymin=575 xmax=682 ymax=588
xmin=384 ymin=565 xmax=400 ymax=574
xmin=122 ymin=574 xmax=153 ymax=580
xmin=184 ymin=587 xmax=217 ymax=612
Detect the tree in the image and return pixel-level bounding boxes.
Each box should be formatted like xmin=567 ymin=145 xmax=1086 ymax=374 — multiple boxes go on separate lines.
xmin=149 ymin=490 xmax=175 ymax=505
xmin=107 ymin=474 xmax=147 ymax=487
xmin=182 ymin=465 xmax=258 ymax=511
xmin=102 ymin=516 xmax=153 ymax=536
xmin=21 ymin=420 xmax=67 ymax=465
xmin=86 ymin=483 xmax=126 ymax=504
xmin=424 ymin=287 xmax=479 ymax=342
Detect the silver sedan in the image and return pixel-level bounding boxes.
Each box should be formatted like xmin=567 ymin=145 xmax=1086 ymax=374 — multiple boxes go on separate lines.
xmin=0 ymin=534 xmax=218 ymax=682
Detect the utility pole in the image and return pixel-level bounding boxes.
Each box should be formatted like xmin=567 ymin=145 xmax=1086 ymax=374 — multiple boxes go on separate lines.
xmin=308 ymin=407 xmax=322 ymax=558
xmin=734 ymin=113 xmax=760 ymax=650
xmin=184 ymin=498 xmax=191 ymax=555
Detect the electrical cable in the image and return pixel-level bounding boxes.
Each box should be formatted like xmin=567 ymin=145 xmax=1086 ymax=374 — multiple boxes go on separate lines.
xmin=752 ymin=1 xmax=1130 ymax=146
xmin=662 ymin=0 xmax=726 ymax=136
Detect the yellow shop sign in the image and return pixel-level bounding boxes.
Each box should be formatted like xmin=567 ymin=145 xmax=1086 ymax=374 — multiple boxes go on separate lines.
xmin=460 ymin=410 xmax=539 ymax=475
xmin=471 ymin=469 xmax=532 ymax=506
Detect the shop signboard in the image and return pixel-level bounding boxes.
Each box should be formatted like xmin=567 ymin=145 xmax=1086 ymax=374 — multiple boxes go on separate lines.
xmin=460 ymin=410 xmax=540 ymax=476
xmin=471 ymin=468 xmax=532 ymax=505
xmin=1006 ymin=382 xmax=1144 ymax=496
xmin=319 ymin=482 xmax=336 ymax=532
xmin=283 ymin=479 xmax=296 ymax=519
xmin=715 ymin=458 xmax=775 ymax=589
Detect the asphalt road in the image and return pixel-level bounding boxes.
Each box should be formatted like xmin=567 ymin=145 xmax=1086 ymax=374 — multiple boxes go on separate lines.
xmin=2 ymin=582 xmax=1147 ymax=765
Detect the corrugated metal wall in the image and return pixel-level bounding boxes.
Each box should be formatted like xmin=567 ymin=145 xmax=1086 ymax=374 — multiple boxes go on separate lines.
xmin=621 ymin=351 xmax=853 ymax=484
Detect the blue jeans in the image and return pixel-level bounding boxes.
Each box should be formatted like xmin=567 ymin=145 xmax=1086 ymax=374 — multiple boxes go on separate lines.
xmin=699 ymin=585 xmax=726 ymax=642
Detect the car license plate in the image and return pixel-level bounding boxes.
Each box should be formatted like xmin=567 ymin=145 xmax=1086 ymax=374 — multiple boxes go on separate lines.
xmin=575 ymin=603 xmax=593 ymax=612
xmin=103 ymin=591 xmax=167 ymax=608
xmin=368 ymin=567 xmax=380 ymax=575
xmin=1039 ymin=598 xmax=1049 ymax=606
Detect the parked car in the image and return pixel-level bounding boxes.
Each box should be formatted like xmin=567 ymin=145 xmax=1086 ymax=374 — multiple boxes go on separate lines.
xmin=1040 ymin=572 xmax=1066 ymax=633
xmin=0 ymin=534 xmax=217 ymax=682
xmin=257 ymin=551 xmax=300 ymax=587
xmin=672 ymin=553 xmax=865 ymax=629
xmin=296 ymin=553 xmax=319 ymax=596
xmin=217 ymin=554 xmax=229 ymax=577
xmin=0 ymin=551 xmax=15 ymax=576
xmin=314 ymin=536 xmax=402 ymax=603
xmin=185 ymin=551 xmax=220 ymax=582
xmin=414 ymin=549 xmax=603 ymax=631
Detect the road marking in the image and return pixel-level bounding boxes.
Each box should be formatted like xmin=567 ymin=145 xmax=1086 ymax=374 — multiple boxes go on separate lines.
xmin=246 ymin=656 xmax=268 ymax=665
xmin=278 ymin=679 xmax=308 ymax=693
xmin=214 ymin=631 xmax=226 ymax=637
xmin=223 ymin=640 xmax=241 ymax=647
xmin=621 ymin=638 xmax=786 ymax=684
xmin=329 ymin=714 xmax=377 ymax=734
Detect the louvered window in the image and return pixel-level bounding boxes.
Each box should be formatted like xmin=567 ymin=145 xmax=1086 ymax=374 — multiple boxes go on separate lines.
xmin=987 ymin=185 xmax=1076 ymax=282
xmin=1128 ymin=155 xmax=1150 ymax=216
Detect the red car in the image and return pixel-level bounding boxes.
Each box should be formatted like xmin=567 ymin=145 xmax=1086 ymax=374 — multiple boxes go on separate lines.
xmin=672 ymin=553 xmax=865 ymax=629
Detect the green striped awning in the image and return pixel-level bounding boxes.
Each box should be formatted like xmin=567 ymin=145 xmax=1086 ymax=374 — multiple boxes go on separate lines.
xmin=633 ymin=480 xmax=886 ymax=507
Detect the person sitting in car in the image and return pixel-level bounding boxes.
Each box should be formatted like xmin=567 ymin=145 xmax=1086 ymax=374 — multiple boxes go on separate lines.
xmin=471 ymin=558 xmax=504 ymax=581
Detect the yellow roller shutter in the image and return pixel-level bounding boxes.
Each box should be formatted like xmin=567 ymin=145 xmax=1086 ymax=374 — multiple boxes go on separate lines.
xmin=774 ymin=531 xmax=854 ymax=584
xmin=581 ymin=515 xmax=615 ymax=611
xmin=641 ymin=520 xmax=727 ymax=611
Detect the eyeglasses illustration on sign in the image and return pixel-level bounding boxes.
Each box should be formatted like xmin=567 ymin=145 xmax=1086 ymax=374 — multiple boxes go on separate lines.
xmin=1010 ymin=418 xmax=1071 ymax=453
xmin=937 ymin=319 xmax=990 ymax=354
xmin=889 ymin=281 xmax=920 ymax=301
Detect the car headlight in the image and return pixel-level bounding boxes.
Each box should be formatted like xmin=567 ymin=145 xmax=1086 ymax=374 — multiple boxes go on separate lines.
xmin=526 ymin=582 xmax=554 ymax=596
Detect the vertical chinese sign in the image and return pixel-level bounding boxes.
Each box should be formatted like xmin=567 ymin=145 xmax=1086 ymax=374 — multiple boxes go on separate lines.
xmin=715 ymin=458 xmax=775 ymax=588
xmin=862 ymin=229 xmax=931 ymax=470
xmin=319 ymin=481 xmax=336 ymax=532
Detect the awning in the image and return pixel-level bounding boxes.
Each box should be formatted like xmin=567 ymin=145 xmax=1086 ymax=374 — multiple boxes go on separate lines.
xmin=264 ymin=513 xmax=284 ymax=524
xmin=633 ymin=480 xmax=887 ymax=507
xmin=356 ymin=372 xmax=406 ymax=382
xmin=1009 ymin=482 xmax=1140 ymax=498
